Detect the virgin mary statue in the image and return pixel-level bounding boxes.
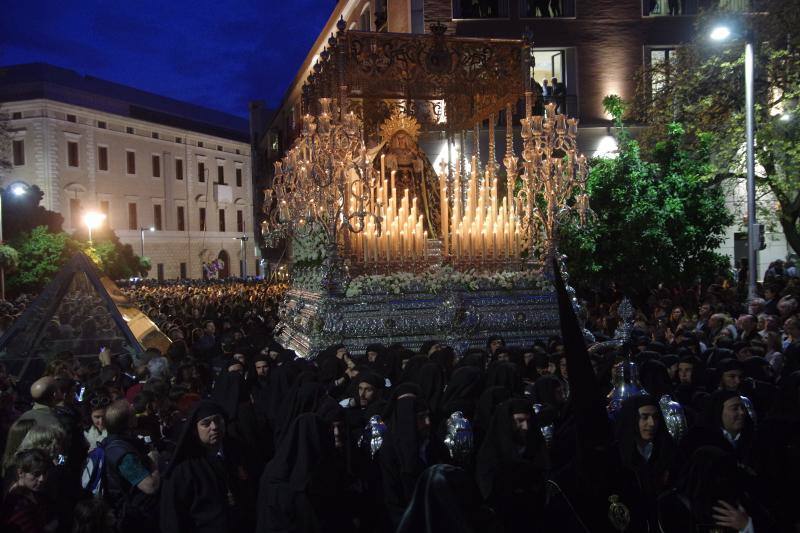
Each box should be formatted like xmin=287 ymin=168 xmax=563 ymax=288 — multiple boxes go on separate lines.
xmin=370 ymin=110 xmax=442 ymax=237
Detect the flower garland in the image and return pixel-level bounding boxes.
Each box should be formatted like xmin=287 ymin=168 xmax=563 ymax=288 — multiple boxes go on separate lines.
xmin=344 ymin=265 xmax=551 ymax=297
xmin=291 ymin=266 xmax=327 ymax=291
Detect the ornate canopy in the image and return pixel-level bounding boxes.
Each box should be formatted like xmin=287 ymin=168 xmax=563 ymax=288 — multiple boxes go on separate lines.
xmin=303 ymin=22 xmax=528 ymax=136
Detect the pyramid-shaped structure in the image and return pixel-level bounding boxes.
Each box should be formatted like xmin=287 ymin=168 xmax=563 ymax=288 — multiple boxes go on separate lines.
xmin=0 ymin=253 xmax=171 ymax=380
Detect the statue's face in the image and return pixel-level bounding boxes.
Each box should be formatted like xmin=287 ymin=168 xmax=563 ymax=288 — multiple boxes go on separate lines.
xmin=392 ymin=132 xmax=412 ymax=151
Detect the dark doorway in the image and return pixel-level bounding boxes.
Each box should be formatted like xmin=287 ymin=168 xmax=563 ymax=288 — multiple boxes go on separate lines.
xmin=218 ymin=250 xmax=231 ymax=278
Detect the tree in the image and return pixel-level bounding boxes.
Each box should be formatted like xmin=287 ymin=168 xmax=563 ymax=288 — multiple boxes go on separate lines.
xmin=70 ymin=224 xmax=149 ymax=279
xmin=560 ymin=97 xmax=732 ymax=300
xmin=1 ymin=184 xmax=64 ymax=240
xmin=631 ymin=1 xmax=800 ymax=253
xmin=0 ymin=244 xmax=19 ymax=273
xmin=7 ymin=226 xmax=77 ymax=295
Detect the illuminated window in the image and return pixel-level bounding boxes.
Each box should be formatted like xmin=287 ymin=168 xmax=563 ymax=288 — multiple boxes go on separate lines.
xmin=648 ymin=48 xmax=677 ymax=95
xmin=520 ymin=0 xmax=574 ymax=17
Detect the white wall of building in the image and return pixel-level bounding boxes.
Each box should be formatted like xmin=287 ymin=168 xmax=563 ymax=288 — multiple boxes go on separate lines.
xmin=720 ymin=175 xmax=792 ymax=279
xmin=2 ymin=99 xmax=257 ymax=279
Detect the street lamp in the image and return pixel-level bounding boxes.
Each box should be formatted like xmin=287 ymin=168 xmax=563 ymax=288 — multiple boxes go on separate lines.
xmin=711 ymin=22 xmax=758 ymax=301
xmin=234 ymin=235 xmax=249 ymax=277
xmin=140 ymin=226 xmax=155 ymax=257
xmin=83 ymin=211 xmax=106 ymax=246
xmin=0 ymin=182 xmax=29 ymax=300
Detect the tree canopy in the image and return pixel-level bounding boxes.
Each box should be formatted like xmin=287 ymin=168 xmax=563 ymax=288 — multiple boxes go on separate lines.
xmin=560 ymin=99 xmax=732 ymax=299
xmin=631 ymin=0 xmax=800 ymax=253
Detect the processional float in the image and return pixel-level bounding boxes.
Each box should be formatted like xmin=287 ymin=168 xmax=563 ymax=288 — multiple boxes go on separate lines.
xmin=262 ymin=21 xmax=590 ymax=357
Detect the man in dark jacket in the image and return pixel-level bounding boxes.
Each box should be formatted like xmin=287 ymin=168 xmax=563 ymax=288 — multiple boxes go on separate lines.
xmin=103 ymin=399 xmax=160 ymax=533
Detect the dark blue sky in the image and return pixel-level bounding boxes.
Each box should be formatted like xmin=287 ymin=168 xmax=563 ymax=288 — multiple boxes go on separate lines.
xmin=0 ymin=0 xmax=334 ymax=118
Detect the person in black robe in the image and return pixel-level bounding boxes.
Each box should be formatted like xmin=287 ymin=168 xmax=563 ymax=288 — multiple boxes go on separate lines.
xmin=474 ymin=386 xmax=511 ymax=448
xmin=211 ymin=364 xmax=264 ymax=527
xmin=614 ymin=394 xmax=676 ymax=531
xmin=483 ymin=362 xmax=523 ymax=396
xmin=259 ymin=357 xmax=298 ymax=431
xmin=754 ymin=370 xmax=800 ymax=529
xmin=273 ymin=377 xmax=338 ymax=445
xmin=412 ymin=362 xmax=446 ymax=423
xmin=159 ymin=400 xmax=247 ymax=533
xmin=377 ymin=385 xmax=434 ymax=529
xmin=396 ymin=464 xmax=490 ymax=533
xmin=399 ymin=354 xmax=430 ymax=384
xmin=658 ymin=446 xmax=774 ymax=532
xmin=475 ymin=397 xmax=548 ymax=533
xmin=677 ymin=389 xmax=756 ymax=469
xmin=256 ymin=412 xmax=347 ymax=533
xmin=540 ymin=259 xmax=645 ymax=533
xmin=365 ymin=343 xmax=399 ymax=384
xmin=317 ymin=344 xmax=349 ymax=397
xmin=429 ymin=346 xmax=457 ymax=380
xmin=249 ymin=353 xmax=276 ymax=459
xmin=530 ymin=375 xmax=566 ymax=422
xmin=439 ymin=366 xmax=483 ymax=421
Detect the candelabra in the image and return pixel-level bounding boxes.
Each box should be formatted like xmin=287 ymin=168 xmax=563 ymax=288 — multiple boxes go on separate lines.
xmin=263 ymin=97 xmax=381 ymax=291
xmin=516 ymin=101 xmax=590 ymax=265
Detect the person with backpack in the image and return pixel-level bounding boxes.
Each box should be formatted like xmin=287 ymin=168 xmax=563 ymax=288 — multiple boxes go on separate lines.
xmin=99 ymin=400 xmax=160 ymax=533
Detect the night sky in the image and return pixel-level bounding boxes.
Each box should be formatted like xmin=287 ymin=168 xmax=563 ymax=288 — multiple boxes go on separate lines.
xmin=0 ymin=0 xmax=334 ymax=118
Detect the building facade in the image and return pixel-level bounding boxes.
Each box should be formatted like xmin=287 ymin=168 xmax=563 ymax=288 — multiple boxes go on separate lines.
xmin=1 ymin=63 xmax=258 ymax=280
xmin=258 ymin=0 xmax=789 ymax=275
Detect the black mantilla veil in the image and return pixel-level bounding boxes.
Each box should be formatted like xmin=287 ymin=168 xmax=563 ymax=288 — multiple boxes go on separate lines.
xmin=475 ymin=397 xmax=548 ymax=500
xmin=211 ymin=366 xmax=248 ymax=421
xmin=164 ymin=399 xmax=227 ymax=477
xmin=614 ymin=392 xmax=676 ymax=530
xmin=440 ymin=365 xmax=483 ymax=420
xmin=212 ymin=365 xmax=265 ymax=480
xmin=474 ymin=385 xmax=512 ymax=441
xmin=160 ymin=400 xmax=244 ymax=533
xmin=659 ymin=445 xmax=745 ymax=530
xmin=397 ymin=464 xmax=487 ymax=533
xmin=274 ymin=378 xmax=338 ymax=445
xmin=256 ymin=412 xmax=343 ymax=533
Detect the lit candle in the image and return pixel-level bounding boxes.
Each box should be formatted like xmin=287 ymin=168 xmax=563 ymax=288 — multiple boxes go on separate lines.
xmin=391 ymin=170 xmax=396 ymax=194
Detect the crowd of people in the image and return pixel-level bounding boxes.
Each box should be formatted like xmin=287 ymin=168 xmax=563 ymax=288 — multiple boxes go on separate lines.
xmin=0 ymin=264 xmax=799 ymax=532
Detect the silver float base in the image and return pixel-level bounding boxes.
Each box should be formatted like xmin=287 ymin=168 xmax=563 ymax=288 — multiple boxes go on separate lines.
xmin=275 ymin=287 xmax=560 ymax=358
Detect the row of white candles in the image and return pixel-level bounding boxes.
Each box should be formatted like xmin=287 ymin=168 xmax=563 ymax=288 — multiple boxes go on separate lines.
xmin=444 ymin=155 xmax=523 ymax=261
xmin=348 ymin=154 xmax=524 ymax=263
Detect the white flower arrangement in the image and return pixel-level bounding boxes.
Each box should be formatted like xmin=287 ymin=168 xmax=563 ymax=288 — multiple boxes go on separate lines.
xmin=344 ymin=265 xmax=551 ymax=297
xmin=291 ymin=223 xmax=329 ymax=265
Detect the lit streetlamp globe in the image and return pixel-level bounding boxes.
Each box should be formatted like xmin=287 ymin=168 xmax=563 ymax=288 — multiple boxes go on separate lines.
xmin=710 ymin=25 xmax=731 ymax=41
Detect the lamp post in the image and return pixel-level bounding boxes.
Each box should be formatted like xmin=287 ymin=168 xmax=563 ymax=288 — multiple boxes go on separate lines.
xmin=140 ymin=226 xmax=155 ymax=257
xmin=711 ymin=23 xmax=758 ymax=301
xmin=83 ymin=211 xmax=106 ymax=246
xmin=0 ymin=183 xmax=29 ymax=300
xmin=234 ymin=235 xmax=249 ymax=277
